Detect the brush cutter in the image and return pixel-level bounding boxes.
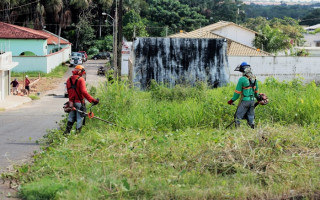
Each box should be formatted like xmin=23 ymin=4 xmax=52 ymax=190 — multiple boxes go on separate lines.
xmin=72 ymin=101 xmax=127 ymax=130
xmin=226 ymin=93 xmax=269 ymax=129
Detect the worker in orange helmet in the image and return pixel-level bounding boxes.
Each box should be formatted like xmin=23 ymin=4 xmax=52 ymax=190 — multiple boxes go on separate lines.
xmin=64 ymin=65 xmax=99 ymax=134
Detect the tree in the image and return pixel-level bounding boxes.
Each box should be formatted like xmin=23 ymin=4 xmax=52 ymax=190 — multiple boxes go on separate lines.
xmin=146 ymin=0 xmax=208 ymax=34
xmin=300 ymin=8 xmax=320 ymax=26
xmin=209 ymin=0 xmax=242 ymax=24
xmin=245 ymin=17 xmax=305 ymax=51
xmin=75 ymin=16 xmax=95 ymax=51
xmin=254 ymin=24 xmax=291 ymax=54
xmin=270 ymin=17 xmax=305 ymax=46
xmin=244 ymin=17 xmax=269 ymax=32
xmin=123 ymin=10 xmax=148 ymax=40
xmin=94 ymin=35 xmax=113 ymax=52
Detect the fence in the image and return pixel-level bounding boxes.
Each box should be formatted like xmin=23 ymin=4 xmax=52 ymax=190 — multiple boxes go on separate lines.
xmin=12 ymin=46 xmax=71 ymax=73
xmin=228 ymin=56 xmax=320 ymax=83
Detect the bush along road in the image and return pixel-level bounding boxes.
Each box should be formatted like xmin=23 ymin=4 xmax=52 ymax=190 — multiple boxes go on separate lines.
xmin=0 ymin=60 xmax=108 ymax=199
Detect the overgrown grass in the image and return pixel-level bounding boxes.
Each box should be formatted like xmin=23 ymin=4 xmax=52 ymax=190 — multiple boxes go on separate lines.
xmin=11 ymin=64 xmax=69 ymax=78
xmin=8 ymin=77 xmax=320 ymax=199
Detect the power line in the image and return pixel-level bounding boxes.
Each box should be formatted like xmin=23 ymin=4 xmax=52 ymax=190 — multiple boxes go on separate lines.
xmin=0 ymin=0 xmax=39 ymax=12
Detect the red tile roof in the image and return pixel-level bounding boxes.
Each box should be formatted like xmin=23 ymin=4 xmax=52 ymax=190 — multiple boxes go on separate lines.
xmin=0 ymin=22 xmax=49 ymax=39
xmin=37 ymin=30 xmax=70 ymax=45
xmin=0 ymin=22 xmax=70 ymax=45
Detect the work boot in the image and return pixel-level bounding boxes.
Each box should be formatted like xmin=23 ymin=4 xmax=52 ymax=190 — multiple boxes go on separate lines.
xmin=76 ymin=127 xmax=82 ymax=134
xmin=235 ymin=121 xmax=240 ymax=129
xmin=250 ymin=124 xmax=255 ymax=129
xmin=64 ymin=121 xmax=74 ymax=135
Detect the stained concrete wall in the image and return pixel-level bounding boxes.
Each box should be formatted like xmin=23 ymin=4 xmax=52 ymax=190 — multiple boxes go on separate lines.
xmin=228 ymin=56 xmax=320 ymax=83
xmin=133 ymin=37 xmax=229 ymax=89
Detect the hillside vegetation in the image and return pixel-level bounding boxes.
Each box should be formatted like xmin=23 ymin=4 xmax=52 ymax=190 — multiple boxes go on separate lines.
xmin=8 ymin=78 xmax=320 ymax=199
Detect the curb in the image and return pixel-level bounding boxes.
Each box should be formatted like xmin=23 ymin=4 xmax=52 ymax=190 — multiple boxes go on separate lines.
xmin=0 ymin=96 xmax=32 ymax=111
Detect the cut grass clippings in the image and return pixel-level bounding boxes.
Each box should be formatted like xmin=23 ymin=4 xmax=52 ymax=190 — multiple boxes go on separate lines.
xmin=8 ymin=77 xmax=320 ymax=199
xmin=28 ymin=95 xmax=40 ymax=100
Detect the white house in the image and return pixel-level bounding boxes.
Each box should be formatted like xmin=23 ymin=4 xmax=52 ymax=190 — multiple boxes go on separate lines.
xmin=169 ymin=21 xmax=271 ymax=57
xmin=174 ymin=21 xmax=258 ymax=48
xmin=0 ymin=22 xmax=71 ymax=73
xmin=303 ymin=24 xmax=320 ymax=48
xmin=0 ymin=52 xmax=18 ymax=100
xmin=296 ymin=24 xmax=320 ymax=56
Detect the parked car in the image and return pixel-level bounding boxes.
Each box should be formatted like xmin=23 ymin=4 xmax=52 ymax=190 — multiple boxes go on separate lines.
xmin=79 ymin=51 xmax=88 ymax=62
xmin=70 ymin=52 xmax=83 ymax=67
xmin=92 ymin=52 xmax=111 ymax=60
xmin=97 ymin=66 xmax=106 ymax=75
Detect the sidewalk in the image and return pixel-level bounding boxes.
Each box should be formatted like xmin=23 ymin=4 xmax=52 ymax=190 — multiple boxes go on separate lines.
xmin=0 ymin=95 xmax=32 ymax=111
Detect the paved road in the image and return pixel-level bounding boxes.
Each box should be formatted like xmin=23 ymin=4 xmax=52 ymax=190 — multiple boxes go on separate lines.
xmin=0 ymin=60 xmax=106 ymax=199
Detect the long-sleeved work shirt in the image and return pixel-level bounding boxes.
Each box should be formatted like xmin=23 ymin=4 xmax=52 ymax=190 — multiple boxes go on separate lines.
xmin=66 ymin=74 xmax=94 ymax=104
xmin=231 ymin=76 xmax=259 ymax=101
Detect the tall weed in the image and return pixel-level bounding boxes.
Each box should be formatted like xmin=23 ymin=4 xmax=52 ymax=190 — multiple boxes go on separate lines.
xmin=91 ymin=78 xmax=320 ymax=131
xmin=11 ymin=77 xmax=320 ymax=199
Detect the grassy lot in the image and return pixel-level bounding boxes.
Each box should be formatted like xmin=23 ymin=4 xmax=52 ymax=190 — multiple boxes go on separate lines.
xmin=11 ymin=64 xmax=69 ymax=79
xmin=7 ymin=78 xmax=320 ymax=199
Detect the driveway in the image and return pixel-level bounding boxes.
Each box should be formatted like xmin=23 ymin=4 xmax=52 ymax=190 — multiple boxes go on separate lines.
xmin=0 ymin=60 xmax=107 ymax=199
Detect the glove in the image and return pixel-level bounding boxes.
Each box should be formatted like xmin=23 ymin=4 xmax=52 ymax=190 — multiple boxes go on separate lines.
xmin=227 ymin=99 xmax=234 ymax=105
xmin=92 ymin=98 xmax=99 ymax=105
xmin=256 ymin=94 xmax=262 ymax=102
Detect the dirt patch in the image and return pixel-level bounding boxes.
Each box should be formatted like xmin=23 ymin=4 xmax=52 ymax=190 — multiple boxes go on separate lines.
xmin=12 ymin=77 xmax=62 ymax=95
xmin=29 ymin=77 xmax=62 ymax=94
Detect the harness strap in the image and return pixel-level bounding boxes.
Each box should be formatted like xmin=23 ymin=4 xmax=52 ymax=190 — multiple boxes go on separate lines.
xmin=242 ymin=78 xmax=256 ymax=99
xmin=68 ymin=76 xmax=84 ymax=104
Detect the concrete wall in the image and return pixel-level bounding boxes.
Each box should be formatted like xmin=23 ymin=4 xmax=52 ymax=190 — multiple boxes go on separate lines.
xmin=228 ymin=56 xmax=320 ymax=83
xmin=121 ymin=42 xmax=132 ymax=75
xmin=0 ymin=39 xmax=47 ymax=56
xmin=212 ymin=25 xmax=255 ymax=48
xmin=47 ymin=44 xmax=69 ymax=54
xmin=12 ymin=56 xmax=47 ymax=72
xmin=12 ymin=46 xmax=71 ymax=73
xmin=0 ymin=52 xmax=18 ymax=100
xmin=46 ymin=46 xmax=71 ymax=73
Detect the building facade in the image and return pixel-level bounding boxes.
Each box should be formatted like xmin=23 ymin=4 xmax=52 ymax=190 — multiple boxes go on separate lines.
xmin=0 ymin=52 xmax=18 ymax=100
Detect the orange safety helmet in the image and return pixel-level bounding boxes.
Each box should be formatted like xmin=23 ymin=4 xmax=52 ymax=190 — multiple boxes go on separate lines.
xmin=75 ymin=65 xmax=86 ymax=75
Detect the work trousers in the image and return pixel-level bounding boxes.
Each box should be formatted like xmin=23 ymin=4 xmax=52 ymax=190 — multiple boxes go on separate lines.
xmin=68 ymin=102 xmax=84 ymax=129
xmin=235 ymin=100 xmax=255 ymax=127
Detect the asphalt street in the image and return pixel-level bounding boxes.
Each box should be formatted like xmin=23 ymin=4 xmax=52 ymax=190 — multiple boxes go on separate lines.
xmin=0 ymin=60 xmax=106 ymax=199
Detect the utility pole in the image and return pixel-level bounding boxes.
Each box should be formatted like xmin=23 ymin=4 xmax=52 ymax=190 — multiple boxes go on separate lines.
xmin=113 ymin=0 xmax=118 ymax=79
xmin=116 ymin=0 xmax=123 ymax=80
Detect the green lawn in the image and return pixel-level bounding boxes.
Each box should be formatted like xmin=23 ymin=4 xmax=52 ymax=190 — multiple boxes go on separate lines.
xmin=11 ymin=64 xmax=69 ymax=79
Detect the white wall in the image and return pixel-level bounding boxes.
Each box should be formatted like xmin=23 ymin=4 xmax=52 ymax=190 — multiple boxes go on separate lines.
xmin=228 ymin=56 xmax=320 ymax=83
xmin=0 ymin=52 xmax=18 ymax=100
xmin=46 ymin=46 xmax=71 ymax=73
xmin=212 ymin=25 xmax=255 ymax=48
xmin=121 ymin=42 xmax=132 ymax=75
xmin=12 ymin=46 xmax=71 ymax=73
